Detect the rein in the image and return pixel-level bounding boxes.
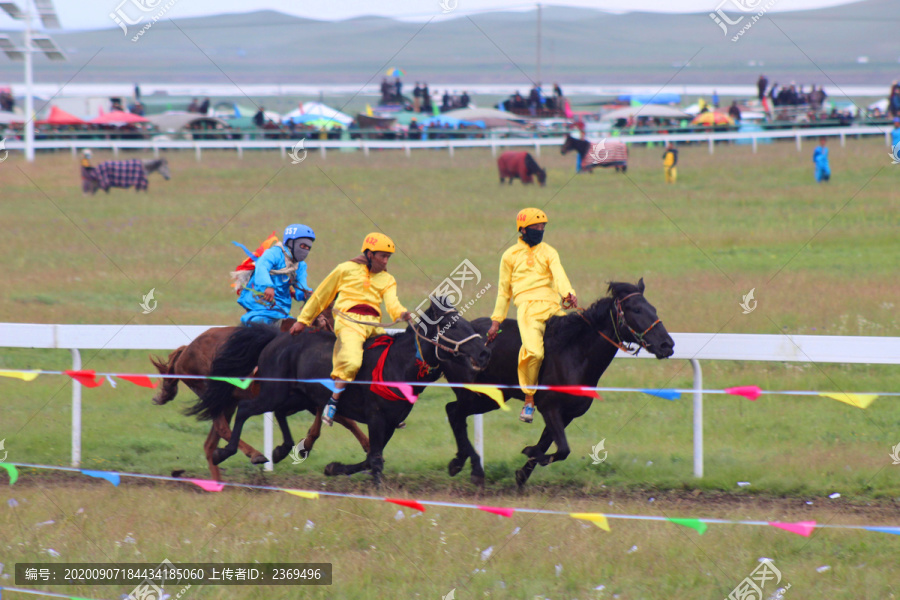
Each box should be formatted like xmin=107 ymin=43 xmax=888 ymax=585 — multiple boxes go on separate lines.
xmin=577 ymin=292 xmax=661 ymax=356
xmin=333 ymin=308 xmax=404 ymax=328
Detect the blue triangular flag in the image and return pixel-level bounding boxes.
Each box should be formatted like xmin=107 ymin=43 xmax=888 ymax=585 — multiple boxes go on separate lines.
xmin=309 ymin=378 xmax=337 ymax=393
xmin=81 ymin=470 xmax=120 ymax=486
xmin=641 ymin=389 xmax=681 ymax=401
xmin=865 ymin=526 xmax=900 ymax=536
xmin=232 ymin=241 xmax=259 ymax=262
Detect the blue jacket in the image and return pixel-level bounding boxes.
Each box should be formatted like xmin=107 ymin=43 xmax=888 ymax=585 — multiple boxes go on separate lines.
xmin=237 ymin=245 xmax=311 ymax=318
xmin=891 ymin=128 xmax=900 ymax=149
xmin=813 ymin=146 xmax=829 ymax=168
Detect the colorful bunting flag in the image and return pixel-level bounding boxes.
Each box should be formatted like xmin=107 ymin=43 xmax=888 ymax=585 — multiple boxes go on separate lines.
xmin=548 ymin=385 xmax=601 ymax=399
xmin=668 ymin=517 xmax=707 ymax=535
xmin=394 ymin=383 xmax=418 ymax=404
xmin=116 ymin=374 xmax=158 ymax=389
xmin=819 ymin=392 xmax=877 ymax=410
xmin=641 ymin=389 xmax=681 ymax=401
xmin=188 ymin=479 xmax=225 ymax=492
xmin=209 ymin=377 xmax=252 ymax=390
xmin=64 ymin=370 xmax=103 ymax=388
xmin=310 ymin=378 xmax=337 ymax=393
xmin=570 ymin=512 xmax=611 ymax=531
xmin=463 ymin=385 xmax=509 ymax=411
xmin=284 ymin=489 xmax=319 ymax=500
xmin=386 ymin=498 xmax=425 ymax=512
xmin=864 ymin=526 xmax=900 ymax=536
xmin=726 ymin=385 xmax=762 ymax=400
xmin=81 ymin=470 xmax=120 ymax=486
xmin=0 ymin=370 xmax=41 ymax=381
xmin=769 ymin=520 xmax=816 ymax=537
xmin=0 ymin=463 xmax=18 ymax=485
xmin=478 ymin=505 xmax=514 ymax=518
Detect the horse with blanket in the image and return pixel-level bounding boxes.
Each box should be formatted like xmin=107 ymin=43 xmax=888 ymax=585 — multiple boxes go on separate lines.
xmin=82 ymin=158 xmax=170 ymax=194
xmin=497 ymin=151 xmax=547 ymax=186
xmin=560 ymin=134 xmax=628 ymax=173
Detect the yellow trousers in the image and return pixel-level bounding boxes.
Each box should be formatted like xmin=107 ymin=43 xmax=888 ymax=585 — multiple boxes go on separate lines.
xmin=331 ymin=318 xmax=382 ymax=382
xmin=516 ymin=300 xmax=565 ymax=395
xmin=665 ymin=165 xmax=677 ymax=183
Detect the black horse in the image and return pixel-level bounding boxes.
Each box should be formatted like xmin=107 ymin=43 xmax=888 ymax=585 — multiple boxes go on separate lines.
xmin=560 ymin=133 xmax=628 ymax=173
xmin=445 ymin=280 xmax=674 ymax=487
xmin=192 ymin=298 xmax=490 ymax=485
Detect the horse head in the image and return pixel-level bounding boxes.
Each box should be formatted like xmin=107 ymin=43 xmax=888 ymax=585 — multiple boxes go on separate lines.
xmin=607 ymin=279 xmax=674 ymax=359
xmin=535 ymin=167 xmax=547 ymax=186
xmin=560 ymin=133 xmax=574 ymax=155
xmin=414 ymin=296 xmax=491 ymax=378
xmin=157 ymin=158 xmax=171 ymax=180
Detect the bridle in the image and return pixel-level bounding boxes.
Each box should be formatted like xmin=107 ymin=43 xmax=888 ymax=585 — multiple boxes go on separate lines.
xmin=578 ymin=292 xmax=661 ymax=356
xmin=412 ymin=312 xmax=482 ymax=361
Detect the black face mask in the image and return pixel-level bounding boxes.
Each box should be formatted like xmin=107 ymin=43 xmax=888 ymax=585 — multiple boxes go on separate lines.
xmin=521 ymin=227 xmax=544 ymax=247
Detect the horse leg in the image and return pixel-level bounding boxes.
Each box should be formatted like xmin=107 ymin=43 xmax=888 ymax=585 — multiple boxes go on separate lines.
xmin=515 ymin=407 xmax=570 ymax=487
xmin=213 ymin=405 xmax=265 ymax=463
xmin=211 ymin=399 xmax=262 ymax=465
xmin=446 ymin=393 xmax=495 ymax=487
xmin=271 ymin=411 xmax=296 ymax=464
xmin=515 ymin=426 xmax=555 ymax=487
xmin=334 ymin=415 xmax=370 ymax=453
xmin=202 ymin=422 xmax=223 ymax=482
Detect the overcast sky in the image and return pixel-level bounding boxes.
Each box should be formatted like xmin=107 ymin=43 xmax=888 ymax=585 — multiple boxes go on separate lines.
xmin=1 ymin=0 xmax=867 ymax=30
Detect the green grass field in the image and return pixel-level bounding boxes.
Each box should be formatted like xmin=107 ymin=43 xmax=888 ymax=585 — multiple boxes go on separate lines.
xmin=1 ymin=139 xmax=899 ymax=599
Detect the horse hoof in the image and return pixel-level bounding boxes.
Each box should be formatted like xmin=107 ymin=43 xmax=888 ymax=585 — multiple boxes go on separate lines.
xmin=271 ymin=446 xmax=290 ymax=464
xmin=448 ymin=458 xmax=464 ymax=477
xmin=211 ymin=448 xmax=233 ymax=466
xmin=324 ymin=462 xmax=342 ymax=477
xmin=515 ymin=469 xmax=529 ymax=488
xmin=470 ymin=474 xmax=485 ymax=488
xmin=250 ymin=454 xmax=268 ymax=465
xmin=522 ymin=445 xmax=538 ymax=458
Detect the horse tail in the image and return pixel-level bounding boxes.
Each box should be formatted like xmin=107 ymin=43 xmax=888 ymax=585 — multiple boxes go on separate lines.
xmin=150 ymin=347 xmax=184 ymax=405
xmin=185 ymin=325 xmax=279 ymax=420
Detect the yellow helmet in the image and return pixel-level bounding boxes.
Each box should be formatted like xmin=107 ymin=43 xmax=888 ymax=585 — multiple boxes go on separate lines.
xmin=361 ymin=232 xmax=396 ymax=254
xmin=516 ymin=208 xmax=548 ymax=230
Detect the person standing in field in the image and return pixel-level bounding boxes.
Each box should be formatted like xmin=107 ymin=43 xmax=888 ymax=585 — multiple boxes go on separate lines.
xmin=813 ymin=137 xmax=831 ymax=183
xmin=891 ymin=118 xmax=900 ymax=156
xmin=662 ymin=142 xmax=678 ymax=184
xmin=487 ymin=209 xmax=577 ymax=423
xmin=290 ymin=233 xmax=414 ymax=426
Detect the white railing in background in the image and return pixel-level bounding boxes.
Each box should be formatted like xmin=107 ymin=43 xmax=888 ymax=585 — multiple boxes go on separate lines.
xmin=2 ymin=323 xmax=899 ymax=478
xmin=1 ymin=125 xmax=892 ymax=161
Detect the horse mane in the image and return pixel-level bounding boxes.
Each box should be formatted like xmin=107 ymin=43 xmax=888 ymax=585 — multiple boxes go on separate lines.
xmin=544 ymin=281 xmax=640 ymax=353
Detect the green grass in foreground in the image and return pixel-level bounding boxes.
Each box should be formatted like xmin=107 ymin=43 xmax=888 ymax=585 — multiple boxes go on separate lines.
xmin=1 ymin=140 xmax=898 ymax=598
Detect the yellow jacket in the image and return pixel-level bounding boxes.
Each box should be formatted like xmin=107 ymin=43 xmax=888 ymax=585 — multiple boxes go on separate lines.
xmin=490 ymin=239 xmax=576 ymax=322
xmin=298 ymin=261 xmax=407 ymax=325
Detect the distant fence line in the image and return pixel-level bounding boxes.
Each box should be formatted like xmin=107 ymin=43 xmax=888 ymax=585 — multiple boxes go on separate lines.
xmin=1 ymin=125 xmax=891 ymax=160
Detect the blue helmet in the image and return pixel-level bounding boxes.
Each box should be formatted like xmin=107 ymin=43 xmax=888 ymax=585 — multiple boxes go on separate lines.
xmin=283 ymin=224 xmax=315 ymax=245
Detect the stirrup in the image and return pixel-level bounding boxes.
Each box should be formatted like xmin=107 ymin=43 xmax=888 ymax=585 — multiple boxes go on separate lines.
xmin=519 ymin=404 xmax=535 ymax=423
xmin=322 ymin=398 xmax=338 ymax=427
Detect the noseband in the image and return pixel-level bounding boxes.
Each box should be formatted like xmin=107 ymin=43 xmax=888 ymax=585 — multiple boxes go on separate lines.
xmin=412 ymin=312 xmax=482 ymax=362
xmin=579 ymin=292 xmax=661 ymax=356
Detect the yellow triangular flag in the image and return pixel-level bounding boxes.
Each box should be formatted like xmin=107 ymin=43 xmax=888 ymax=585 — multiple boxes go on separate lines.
xmin=571 ymin=512 xmax=610 ymax=531
xmin=284 ymin=489 xmax=319 ymax=500
xmin=365 ymin=103 xmax=373 ymax=116
xmin=819 ymin=392 xmax=877 ymax=410
xmin=463 ymin=384 xmax=509 ymax=411
xmin=0 ymin=370 xmax=41 ymax=382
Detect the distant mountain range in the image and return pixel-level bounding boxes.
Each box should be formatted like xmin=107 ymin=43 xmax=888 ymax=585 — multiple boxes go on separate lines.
xmin=0 ymin=0 xmax=896 ymax=86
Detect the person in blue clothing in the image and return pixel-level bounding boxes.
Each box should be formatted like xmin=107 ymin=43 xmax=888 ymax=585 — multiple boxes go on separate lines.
xmin=237 ymin=224 xmax=315 ymax=325
xmin=812 ymin=137 xmax=831 ymax=183
xmin=891 ymin=118 xmax=900 ymax=161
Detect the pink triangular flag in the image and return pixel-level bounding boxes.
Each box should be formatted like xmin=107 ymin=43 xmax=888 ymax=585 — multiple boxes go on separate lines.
xmin=769 ymin=520 xmax=816 ymax=537
xmin=478 ymin=505 xmax=514 ymax=518
xmin=188 ymin=479 xmax=225 ymax=492
xmin=395 ymin=383 xmax=418 ymax=404
xmin=726 ymin=385 xmax=762 ymax=400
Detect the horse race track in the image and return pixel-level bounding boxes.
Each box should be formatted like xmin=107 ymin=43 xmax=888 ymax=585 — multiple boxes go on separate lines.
xmin=2 ymin=140 xmax=898 ymax=599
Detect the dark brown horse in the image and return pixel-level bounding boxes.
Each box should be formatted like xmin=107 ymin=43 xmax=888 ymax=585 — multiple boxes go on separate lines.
xmin=150 ymin=320 xmax=369 ymax=481
xmin=560 ymin=133 xmax=628 ymax=173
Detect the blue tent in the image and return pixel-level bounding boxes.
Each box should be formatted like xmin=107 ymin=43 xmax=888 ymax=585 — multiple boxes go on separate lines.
xmin=617 ymin=93 xmax=681 ymax=105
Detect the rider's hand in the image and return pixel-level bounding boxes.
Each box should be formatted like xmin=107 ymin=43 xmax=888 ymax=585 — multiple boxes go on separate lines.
xmin=563 ymin=293 xmax=578 ymax=309
xmin=289 ymin=321 xmax=306 ymax=336
xmin=400 ymin=311 xmax=414 ymax=322
xmin=486 ymin=320 xmax=501 ymax=343
xmin=313 ymin=314 xmax=328 ymax=330
xmin=263 ymin=287 xmax=275 ymax=303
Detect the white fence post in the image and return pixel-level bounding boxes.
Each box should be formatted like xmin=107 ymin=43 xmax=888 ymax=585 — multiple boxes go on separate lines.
xmin=752 ymin=136 xmax=757 ymax=154
xmin=264 ymin=412 xmax=274 ymax=472
xmin=280 ymin=145 xmax=286 ymax=161
xmin=691 ymin=359 xmax=703 ymax=478
xmin=840 ymin=132 xmax=846 ymax=147
xmin=534 ymin=141 xmax=540 ymax=157
xmin=474 ymin=413 xmax=484 ymax=468
xmin=448 ymin=143 xmax=454 ymax=158
xmin=708 ymin=137 xmax=714 ymax=155
xmin=237 ymin=146 xmax=243 ymax=159
xmin=71 ymin=348 xmax=82 ymax=468
xmin=795 ymin=133 xmax=802 ymax=152
xmin=195 ymin=145 xmax=201 ymax=162
xmin=319 ymin=145 xmax=326 ymax=159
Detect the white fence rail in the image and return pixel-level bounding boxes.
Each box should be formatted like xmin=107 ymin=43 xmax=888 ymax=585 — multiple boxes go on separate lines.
xmin=2 ymin=323 xmax=899 ymax=478
xmin=2 ymin=125 xmax=892 ymax=161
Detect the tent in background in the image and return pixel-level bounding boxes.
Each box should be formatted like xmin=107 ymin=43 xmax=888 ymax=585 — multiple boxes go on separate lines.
xmin=37 ymin=105 xmax=85 ymax=125
xmin=283 ymin=102 xmax=353 ymax=126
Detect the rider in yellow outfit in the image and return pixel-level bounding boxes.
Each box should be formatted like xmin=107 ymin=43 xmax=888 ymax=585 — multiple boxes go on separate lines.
xmin=487 ymin=209 xmax=577 ymax=423
xmin=290 ymin=232 xmax=413 ymax=426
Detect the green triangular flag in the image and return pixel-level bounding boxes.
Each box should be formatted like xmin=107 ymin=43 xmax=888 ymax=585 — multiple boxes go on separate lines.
xmin=209 ymin=377 xmax=252 ymax=390
xmin=0 ymin=462 xmax=19 ymax=485
xmin=669 ymin=517 xmax=707 ymax=535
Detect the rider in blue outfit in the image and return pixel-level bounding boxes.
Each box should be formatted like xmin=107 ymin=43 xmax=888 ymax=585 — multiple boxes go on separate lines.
xmin=238 ymin=224 xmax=315 ymax=325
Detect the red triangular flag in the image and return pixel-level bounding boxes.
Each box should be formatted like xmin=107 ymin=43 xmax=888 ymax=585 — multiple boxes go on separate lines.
xmin=117 ymin=374 xmax=158 ymax=389
xmin=65 ymin=370 xmax=104 ymax=388
xmin=548 ymin=385 xmax=601 ymax=399
xmin=478 ymin=505 xmax=515 ymax=518
xmin=385 ymin=498 xmax=425 ymax=512
xmin=725 ymin=385 xmax=762 ymax=400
